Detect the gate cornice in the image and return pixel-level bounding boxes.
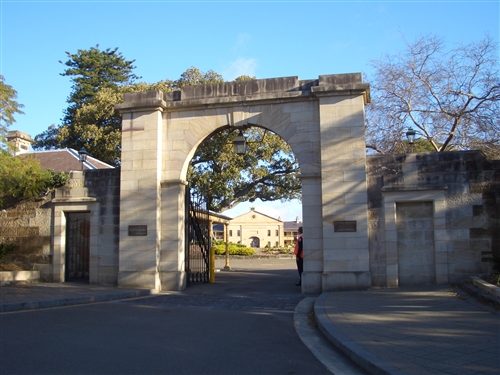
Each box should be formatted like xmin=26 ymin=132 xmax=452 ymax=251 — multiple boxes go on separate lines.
xmin=311 ymin=83 xmax=370 ymax=104
xmin=115 ymin=73 xmax=370 ymax=113
xmin=115 ymin=90 xmax=167 ymax=112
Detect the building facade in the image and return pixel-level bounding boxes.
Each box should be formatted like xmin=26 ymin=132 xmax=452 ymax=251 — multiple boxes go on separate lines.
xmin=284 ymin=218 xmax=302 ymax=247
xmin=226 ymin=208 xmax=284 ymax=248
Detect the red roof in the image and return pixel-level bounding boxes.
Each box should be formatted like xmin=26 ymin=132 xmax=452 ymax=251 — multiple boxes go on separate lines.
xmin=20 ymin=149 xmax=114 ymax=172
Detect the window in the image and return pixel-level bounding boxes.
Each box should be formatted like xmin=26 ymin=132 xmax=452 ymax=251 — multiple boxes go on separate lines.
xmin=237 ymin=230 xmax=240 ymax=236
xmin=229 ymin=230 xmax=232 ymax=236
xmin=267 ymin=230 xmax=271 ymax=236
xmin=275 ymin=241 xmax=279 ymax=247
xmin=275 ymin=230 xmax=279 ymax=236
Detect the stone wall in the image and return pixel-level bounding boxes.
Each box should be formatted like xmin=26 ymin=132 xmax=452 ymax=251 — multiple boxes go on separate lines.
xmin=0 ymin=169 xmax=121 ymax=283
xmin=81 ymin=168 xmax=121 ymax=284
xmin=50 ymin=169 xmax=121 ymax=284
xmin=1 ymin=151 xmax=498 ymax=288
xmin=367 ymin=151 xmax=500 ymax=286
xmin=0 ymin=198 xmax=52 ymax=280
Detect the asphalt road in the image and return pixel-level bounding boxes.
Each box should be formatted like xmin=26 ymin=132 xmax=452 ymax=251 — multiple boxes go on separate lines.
xmin=1 ymin=258 xmax=335 ymax=375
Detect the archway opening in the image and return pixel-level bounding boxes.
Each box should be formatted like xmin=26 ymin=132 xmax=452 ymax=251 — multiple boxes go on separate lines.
xmin=185 ymin=125 xmax=302 ymax=288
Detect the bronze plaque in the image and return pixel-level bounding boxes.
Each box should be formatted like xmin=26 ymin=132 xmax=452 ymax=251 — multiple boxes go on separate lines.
xmin=128 ymin=225 xmax=147 ymax=236
xmin=334 ymin=221 xmax=357 ymax=232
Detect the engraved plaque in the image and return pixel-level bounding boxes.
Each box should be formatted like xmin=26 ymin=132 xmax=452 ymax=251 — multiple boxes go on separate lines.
xmin=128 ymin=225 xmax=147 ymax=236
xmin=334 ymin=221 xmax=357 ymax=232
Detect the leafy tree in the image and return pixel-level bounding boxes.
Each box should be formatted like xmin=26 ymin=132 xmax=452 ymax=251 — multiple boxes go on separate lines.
xmin=0 ymin=75 xmax=24 ymax=139
xmin=172 ymin=67 xmax=223 ymax=89
xmin=0 ymin=150 xmax=68 ymax=208
xmin=60 ymin=45 xmax=139 ymax=121
xmin=234 ymin=75 xmax=256 ymax=81
xmin=188 ymin=127 xmax=300 ymax=212
xmin=33 ymin=46 xmax=139 ymax=163
xmin=33 ymin=61 xmax=301 ymax=211
xmin=366 ymin=34 xmax=500 ymax=155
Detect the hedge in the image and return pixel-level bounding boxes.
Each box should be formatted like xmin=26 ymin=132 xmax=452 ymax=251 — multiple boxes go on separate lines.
xmin=212 ymin=242 xmax=255 ymax=256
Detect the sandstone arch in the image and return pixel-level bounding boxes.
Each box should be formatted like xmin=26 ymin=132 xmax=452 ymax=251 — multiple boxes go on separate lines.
xmin=115 ymin=73 xmax=371 ymax=293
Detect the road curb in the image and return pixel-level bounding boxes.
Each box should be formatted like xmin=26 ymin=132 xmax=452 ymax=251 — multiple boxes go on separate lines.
xmin=457 ymin=279 xmax=500 ymax=310
xmin=0 ymin=289 xmax=156 ymax=313
xmin=314 ymin=293 xmax=409 ymax=375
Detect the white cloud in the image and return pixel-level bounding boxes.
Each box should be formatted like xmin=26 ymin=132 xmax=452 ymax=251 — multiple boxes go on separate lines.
xmin=222 ymin=57 xmax=258 ymax=81
xmin=233 ymin=33 xmax=252 ymax=54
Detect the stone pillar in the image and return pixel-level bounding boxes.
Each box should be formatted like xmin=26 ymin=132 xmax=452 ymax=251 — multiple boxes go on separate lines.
xmin=159 ymin=180 xmax=187 ymax=291
xmin=116 ymin=93 xmax=166 ymax=290
xmin=301 ymin=175 xmax=324 ymax=294
xmin=316 ymin=89 xmax=371 ymax=291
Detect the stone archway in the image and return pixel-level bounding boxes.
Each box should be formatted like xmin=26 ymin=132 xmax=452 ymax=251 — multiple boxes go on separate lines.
xmin=115 ymin=73 xmax=371 ymax=293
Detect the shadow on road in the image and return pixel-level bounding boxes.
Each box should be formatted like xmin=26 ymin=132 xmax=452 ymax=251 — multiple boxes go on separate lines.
xmin=189 ymin=258 xmax=305 ymax=296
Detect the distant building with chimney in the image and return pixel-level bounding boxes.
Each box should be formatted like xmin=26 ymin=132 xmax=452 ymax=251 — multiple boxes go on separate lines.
xmin=5 ymin=130 xmax=114 ymax=172
xmin=6 ymin=130 xmax=33 ymax=156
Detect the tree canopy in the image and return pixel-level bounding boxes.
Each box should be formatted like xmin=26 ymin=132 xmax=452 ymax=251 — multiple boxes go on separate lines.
xmin=0 ymin=150 xmax=68 ymax=208
xmin=0 ymin=75 xmax=24 ymax=140
xmin=60 ymin=45 xmax=139 ymax=118
xmin=32 ymin=62 xmax=230 ymax=165
xmin=33 ymin=46 xmax=140 ymax=161
xmin=366 ymin=34 xmax=500 ymax=158
xmin=32 ymin=47 xmax=300 ymax=212
xmin=189 ymin=127 xmax=300 ymax=212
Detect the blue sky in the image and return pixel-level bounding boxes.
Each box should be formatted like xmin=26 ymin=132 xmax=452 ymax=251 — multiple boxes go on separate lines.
xmin=1 ymin=0 xmax=498 ymax=221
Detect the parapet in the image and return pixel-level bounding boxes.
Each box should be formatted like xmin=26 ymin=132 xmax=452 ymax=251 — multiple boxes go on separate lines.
xmin=116 ymin=73 xmax=370 ymax=112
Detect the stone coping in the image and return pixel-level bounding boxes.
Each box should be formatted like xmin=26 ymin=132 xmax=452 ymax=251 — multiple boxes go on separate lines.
xmin=0 ymin=270 xmax=40 ymax=285
xmin=469 ymin=276 xmax=500 ymax=298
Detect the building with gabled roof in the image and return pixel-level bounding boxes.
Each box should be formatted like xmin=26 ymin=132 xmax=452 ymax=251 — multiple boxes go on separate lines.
xmin=226 ymin=207 xmax=284 ymax=248
xmin=20 ymin=149 xmax=114 ymax=172
xmin=6 ymin=130 xmax=114 ymax=172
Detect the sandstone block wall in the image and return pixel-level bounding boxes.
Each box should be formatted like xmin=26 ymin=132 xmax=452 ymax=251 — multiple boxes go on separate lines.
xmin=367 ymin=151 xmax=500 ymax=286
xmin=81 ymin=169 xmax=121 ymax=284
xmin=1 ymin=150 xmax=498 ymax=288
xmin=0 ymin=169 xmax=121 ymax=283
xmin=0 ymin=198 xmax=52 ymax=280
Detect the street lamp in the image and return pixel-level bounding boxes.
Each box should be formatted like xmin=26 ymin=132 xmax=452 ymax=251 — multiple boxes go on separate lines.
xmin=78 ymin=147 xmax=89 ymax=170
xmin=406 ymin=128 xmax=416 ymax=153
xmin=233 ymin=130 xmax=246 ymax=155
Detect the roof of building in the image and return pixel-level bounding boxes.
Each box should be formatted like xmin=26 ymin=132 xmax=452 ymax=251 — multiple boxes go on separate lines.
xmin=19 ymin=149 xmax=115 ymax=172
xmin=213 ymin=217 xmax=302 ymax=232
xmin=231 ymin=208 xmax=283 ymax=223
xmin=283 ymin=218 xmax=302 ymax=231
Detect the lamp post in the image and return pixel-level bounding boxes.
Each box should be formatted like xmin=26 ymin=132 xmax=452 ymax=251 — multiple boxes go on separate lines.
xmin=78 ymin=147 xmax=89 ymax=170
xmin=406 ymin=128 xmax=416 ymax=153
xmin=233 ymin=130 xmax=246 ymax=155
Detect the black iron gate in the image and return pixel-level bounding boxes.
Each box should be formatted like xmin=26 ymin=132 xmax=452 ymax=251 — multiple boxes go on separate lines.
xmin=185 ymin=188 xmax=211 ymax=285
xmin=65 ymin=212 xmax=90 ymax=282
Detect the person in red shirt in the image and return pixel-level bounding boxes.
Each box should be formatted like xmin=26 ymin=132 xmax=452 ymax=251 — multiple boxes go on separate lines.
xmin=293 ymin=226 xmax=303 ymax=286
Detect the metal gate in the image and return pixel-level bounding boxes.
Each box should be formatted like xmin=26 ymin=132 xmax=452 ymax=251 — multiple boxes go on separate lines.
xmin=65 ymin=212 xmax=90 ymax=282
xmin=185 ymin=188 xmax=211 ymax=285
